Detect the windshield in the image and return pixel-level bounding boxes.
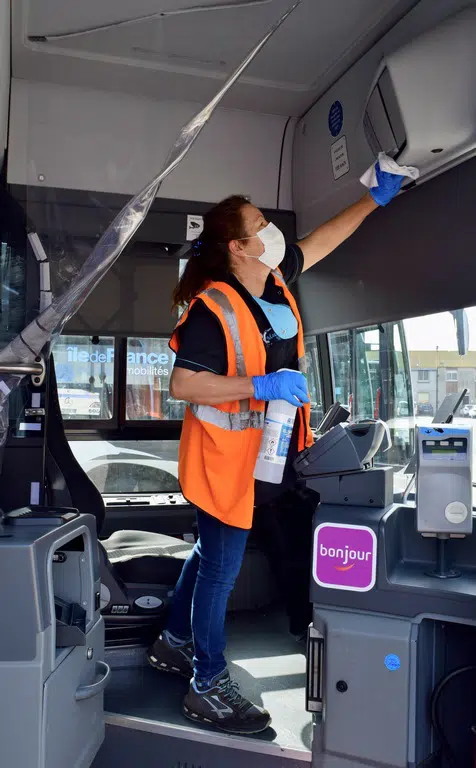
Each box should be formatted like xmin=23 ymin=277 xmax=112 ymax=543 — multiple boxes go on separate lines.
xmin=69 ymin=439 xmax=180 ymax=495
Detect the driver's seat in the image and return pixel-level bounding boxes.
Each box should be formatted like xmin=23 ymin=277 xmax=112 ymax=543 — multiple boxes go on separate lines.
xmin=45 ymin=359 xmax=275 ymax=629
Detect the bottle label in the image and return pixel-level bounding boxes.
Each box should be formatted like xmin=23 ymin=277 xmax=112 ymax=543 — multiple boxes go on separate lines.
xmin=259 ymin=414 xmax=294 ymax=466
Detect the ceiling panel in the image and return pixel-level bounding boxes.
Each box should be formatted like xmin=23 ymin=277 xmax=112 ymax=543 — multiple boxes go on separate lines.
xmin=27 ymin=0 xmax=272 ymax=36
xmin=14 ymin=0 xmax=421 ymax=115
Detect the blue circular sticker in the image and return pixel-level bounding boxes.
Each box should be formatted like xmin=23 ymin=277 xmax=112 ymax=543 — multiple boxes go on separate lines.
xmin=328 ymin=101 xmax=344 ymax=137
xmin=384 ymin=654 xmax=401 ymax=671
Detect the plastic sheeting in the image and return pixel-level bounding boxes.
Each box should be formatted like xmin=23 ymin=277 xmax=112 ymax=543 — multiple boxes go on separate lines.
xmin=0 ymin=0 xmax=303 ymax=446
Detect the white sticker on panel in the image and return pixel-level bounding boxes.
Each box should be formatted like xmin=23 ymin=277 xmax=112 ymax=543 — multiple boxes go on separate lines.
xmin=331 ymin=136 xmax=350 ymax=180
xmin=186 ymin=215 xmax=204 ymax=241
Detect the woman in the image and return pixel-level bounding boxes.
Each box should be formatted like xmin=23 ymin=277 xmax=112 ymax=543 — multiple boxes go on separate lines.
xmin=148 ymin=164 xmax=404 ymax=735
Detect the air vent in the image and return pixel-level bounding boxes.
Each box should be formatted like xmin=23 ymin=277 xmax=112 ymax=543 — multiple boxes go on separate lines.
xmin=363 ymin=68 xmax=406 ymax=159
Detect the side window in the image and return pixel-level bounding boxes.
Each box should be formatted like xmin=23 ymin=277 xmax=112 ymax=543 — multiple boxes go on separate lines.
xmin=126 ymin=337 xmax=185 ymax=421
xmin=304 ymin=337 xmax=324 ymax=429
xmin=328 ymin=321 xmax=414 ymax=469
xmin=0 ymin=240 xmax=26 ymax=346
xmin=54 ymin=335 xmax=115 ymax=420
xmin=327 ymin=330 xmax=353 ymax=413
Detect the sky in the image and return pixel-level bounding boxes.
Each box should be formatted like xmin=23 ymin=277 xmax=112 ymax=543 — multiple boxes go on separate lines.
xmin=403 ymin=306 xmax=476 ymax=352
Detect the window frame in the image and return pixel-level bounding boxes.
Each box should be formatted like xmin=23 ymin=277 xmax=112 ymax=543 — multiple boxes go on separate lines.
xmin=304 ymin=334 xmax=326 ymax=429
xmin=417 ymin=369 xmax=430 ymax=383
xmin=54 ymin=335 xmax=121 ymax=432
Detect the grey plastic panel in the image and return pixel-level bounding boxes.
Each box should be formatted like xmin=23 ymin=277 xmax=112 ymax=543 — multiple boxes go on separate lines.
xmin=0 ymin=513 xmax=106 ymax=768
xmin=0 ymin=545 xmax=42 ymax=660
xmin=43 ymin=619 xmax=106 ymax=768
xmin=1 ymin=663 xmax=45 ymax=767
xmin=315 ymin=609 xmax=412 ymax=767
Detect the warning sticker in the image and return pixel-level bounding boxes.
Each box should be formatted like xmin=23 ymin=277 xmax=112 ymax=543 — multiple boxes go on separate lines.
xmin=186 ymin=214 xmax=204 ymax=241
xmin=259 ymin=415 xmax=294 ymax=466
xmin=331 ymin=136 xmax=349 ymax=180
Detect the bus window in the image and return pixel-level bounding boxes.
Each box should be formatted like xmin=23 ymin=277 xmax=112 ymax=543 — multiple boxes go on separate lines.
xmin=328 ymin=321 xmax=414 ymax=472
xmin=328 ymin=308 xmax=476 ymax=503
xmin=126 ymin=337 xmax=185 ymax=421
xmin=54 ymin=335 xmax=115 ymax=420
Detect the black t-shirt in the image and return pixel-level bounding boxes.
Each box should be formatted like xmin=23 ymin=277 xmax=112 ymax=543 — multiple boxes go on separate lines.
xmin=173 ymin=243 xmax=305 ymax=506
xmin=174 ymin=243 xmax=304 ymax=377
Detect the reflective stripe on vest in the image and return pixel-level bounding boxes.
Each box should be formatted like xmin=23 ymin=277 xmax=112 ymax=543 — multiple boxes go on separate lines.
xmin=202 ymin=287 xmax=246 ymax=376
xmin=197 ymin=287 xmax=261 ymax=429
xmin=190 ymin=403 xmax=265 ymax=431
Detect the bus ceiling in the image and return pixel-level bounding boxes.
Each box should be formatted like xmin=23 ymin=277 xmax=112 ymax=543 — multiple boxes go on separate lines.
xmin=1 ymin=0 xmax=476 ymax=338
xmin=13 ymin=0 xmax=420 ymax=116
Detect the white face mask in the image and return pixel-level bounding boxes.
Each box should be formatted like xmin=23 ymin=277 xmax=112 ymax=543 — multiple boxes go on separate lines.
xmin=247 ymin=223 xmax=286 ymax=270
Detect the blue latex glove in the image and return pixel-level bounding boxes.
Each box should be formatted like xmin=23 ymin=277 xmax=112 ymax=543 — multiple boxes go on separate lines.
xmin=253 ymin=370 xmax=309 ymax=407
xmin=369 ymin=161 xmax=404 ymax=206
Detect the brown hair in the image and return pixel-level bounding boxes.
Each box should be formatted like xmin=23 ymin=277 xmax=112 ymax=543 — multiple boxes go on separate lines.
xmin=172 ymin=195 xmax=250 ymax=309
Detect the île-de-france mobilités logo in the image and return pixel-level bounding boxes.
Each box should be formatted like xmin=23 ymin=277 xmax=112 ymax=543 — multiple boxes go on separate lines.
xmin=313 ymin=523 xmax=377 ymax=592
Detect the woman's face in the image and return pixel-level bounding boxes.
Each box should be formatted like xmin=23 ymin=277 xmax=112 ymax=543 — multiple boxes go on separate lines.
xmin=228 ymin=204 xmax=268 ymax=268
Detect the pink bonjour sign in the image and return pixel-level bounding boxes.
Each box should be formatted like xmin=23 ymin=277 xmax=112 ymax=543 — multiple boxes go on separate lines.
xmin=313 ymin=523 xmax=377 ymax=592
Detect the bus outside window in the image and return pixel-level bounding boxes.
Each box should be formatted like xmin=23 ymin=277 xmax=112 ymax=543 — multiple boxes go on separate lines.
xmin=54 ymin=335 xmax=115 ymax=420
xmin=126 ymin=337 xmax=185 ymax=421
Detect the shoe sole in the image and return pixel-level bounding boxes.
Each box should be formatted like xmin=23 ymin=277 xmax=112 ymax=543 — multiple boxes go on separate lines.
xmin=182 ymin=703 xmax=272 ymax=736
xmin=147 ymin=649 xmax=192 ymax=679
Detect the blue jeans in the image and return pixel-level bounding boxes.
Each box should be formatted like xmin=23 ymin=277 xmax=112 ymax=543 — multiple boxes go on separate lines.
xmin=166 ymin=509 xmax=249 ymax=684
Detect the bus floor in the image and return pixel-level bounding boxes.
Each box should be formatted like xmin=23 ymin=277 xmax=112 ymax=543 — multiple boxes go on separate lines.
xmin=103 ymin=607 xmax=313 ymax=758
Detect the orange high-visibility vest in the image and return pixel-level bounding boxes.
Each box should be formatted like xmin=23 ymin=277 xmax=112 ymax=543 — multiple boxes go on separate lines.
xmin=170 ymin=271 xmax=313 ymax=530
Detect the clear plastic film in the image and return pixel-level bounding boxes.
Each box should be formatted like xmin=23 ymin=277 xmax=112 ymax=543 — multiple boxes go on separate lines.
xmin=0 ymin=0 xmax=303 ymax=445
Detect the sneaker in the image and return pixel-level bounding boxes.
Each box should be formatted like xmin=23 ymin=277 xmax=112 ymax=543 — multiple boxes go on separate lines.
xmin=147 ymin=632 xmax=194 ymax=678
xmin=183 ymin=671 xmax=271 ymax=735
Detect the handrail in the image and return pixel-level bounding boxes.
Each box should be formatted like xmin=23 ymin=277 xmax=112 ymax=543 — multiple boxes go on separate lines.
xmin=0 ymin=362 xmax=44 ymax=376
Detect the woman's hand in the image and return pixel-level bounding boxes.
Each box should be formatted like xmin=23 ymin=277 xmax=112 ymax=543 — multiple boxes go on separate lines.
xmin=252 ymin=370 xmax=309 ymax=407
xmin=369 ymin=162 xmax=405 ymax=206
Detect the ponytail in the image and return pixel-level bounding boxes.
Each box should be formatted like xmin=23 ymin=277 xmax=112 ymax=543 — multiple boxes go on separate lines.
xmin=172 ymin=195 xmax=249 ymax=309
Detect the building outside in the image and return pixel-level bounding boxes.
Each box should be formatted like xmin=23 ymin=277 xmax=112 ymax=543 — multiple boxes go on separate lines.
xmin=410 ymin=350 xmax=476 ymax=415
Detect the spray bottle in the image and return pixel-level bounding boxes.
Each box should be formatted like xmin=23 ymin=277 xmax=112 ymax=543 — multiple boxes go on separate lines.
xmin=254 ymin=368 xmax=301 ymax=485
